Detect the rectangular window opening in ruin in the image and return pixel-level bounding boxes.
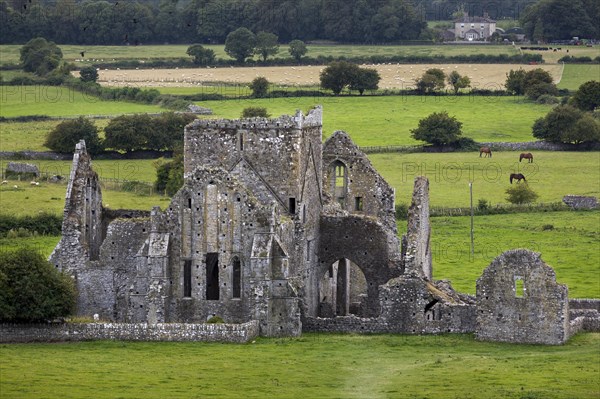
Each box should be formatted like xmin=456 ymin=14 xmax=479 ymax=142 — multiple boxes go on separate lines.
xmin=232 ymin=258 xmax=241 ymax=299
xmin=238 ymin=132 xmax=244 ymax=151
xmin=515 ymin=277 xmax=524 ymax=298
xmin=306 ymin=240 xmax=311 ymax=261
xmin=188 ymin=198 xmax=192 ymax=209
xmin=206 ymin=253 xmax=219 ymax=300
xmin=289 ymin=198 xmax=296 ymax=215
xmin=355 ymin=197 xmax=363 ymax=211
xmin=183 ymin=260 xmax=192 ymax=298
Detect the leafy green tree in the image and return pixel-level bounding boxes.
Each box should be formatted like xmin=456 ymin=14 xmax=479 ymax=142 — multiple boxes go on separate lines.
xmin=521 ymin=0 xmax=597 ymax=42
xmin=154 ymin=146 xmax=184 ymax=197
xmin=19 ymin=37 xmax=63 ymax=76
xmin=0 ymin=248 xmax=76 ymax=322
xmin=505 ymin=184 xmax=539 ymax=204
xmin=349 ymin=68 xmax=381 ymax=95
xmin=79 ymin=66 xmax=98 ymax=83
xmin=505 ymin=68 xmax=527 ymax=95
xmin=319 ymin=61 xmax=360 ymax=95
xmin=153 ymin=112 xmax=196 ymax=150
xmin=186 ymin=44 xmax=216 ymax=66
xmin=570 ymin=81 xmax=600 ymax=111
xmin=533 ymin=105 xmax=600 ymax=144
xmin=288 ymin=39 xmax=307 ymax=61
xmin=416 ymin=68 xmax=446 ymax=93
xmin=505 ymin=68 xmax=556 ymax=99
xmin=249 ymin=77 xmax=270 ymax=98
xmin=45 ymin=117 xmax=102 ymax=154
xmin=254 ymin=31 xmax=279 ymax=62
xmin=242 ymin=107 xmax=270 ymax=118
xmin=410 ymin=111 xmax=464 ymax=146
xmin=225 ymin=28 xmax=257 ymax=63
xmin=104 ymin=114 xmax=154 ymax=152
xmin=447 ymin=71 xmax=471 ymax=94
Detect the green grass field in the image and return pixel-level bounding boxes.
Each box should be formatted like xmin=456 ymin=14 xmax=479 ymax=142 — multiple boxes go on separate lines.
xmin=557 ymin=64 xmax=600 ymax=90
xmin=419 ymin=211 xmax=600 ymax=298
xmin=2 ymin=43 xmax=598 ymax=65
xmin=0 ymin=96 xmax=551 ymax=151
xmin=0 ymin=44 xmax=525 ymax=65
xmin=0 ymin=158 xmax=167 ymax=216
xmin=0 ymin=333 xmax=598 ymax=399
xmin=199 ymin=96 xmax=552 ymax=145
xmin=0 ymin=86 xmax=163 ymax=118
xmin=371 ymin=151 xmax=600 ymax=206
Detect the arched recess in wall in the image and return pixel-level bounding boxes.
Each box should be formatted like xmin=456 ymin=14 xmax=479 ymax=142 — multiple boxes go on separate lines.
xmin=231 ymin=256 xmax=241 ymax=299
xmin=329 ymin=160 xmax=348 ymax=208
xmin=318 ymin=258 xmax=367 ymax=318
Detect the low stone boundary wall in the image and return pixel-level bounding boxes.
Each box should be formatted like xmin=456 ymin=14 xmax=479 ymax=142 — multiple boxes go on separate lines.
xmin=303 ymin=316 xmax=390 ymax=334
xmin=569 ymin=299 xmax=600 ymax=311
xmin=478 ymin=141 xmax=600 ymax=151
xmin=0 ymin=321 xmax=259 ymax=343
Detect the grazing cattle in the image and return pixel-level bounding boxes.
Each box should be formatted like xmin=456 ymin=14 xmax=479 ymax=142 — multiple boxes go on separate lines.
xmin=480 ymin=147 xmax=492 ymax=158
xmin=519 ymin=153 xmax=534 ymax=163
xmin=510 ymin=173 xmax=526 ymax=184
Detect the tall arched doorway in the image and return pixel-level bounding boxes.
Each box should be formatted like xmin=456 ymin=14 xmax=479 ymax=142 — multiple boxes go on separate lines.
xmin=318 ymin=258 xmax=367 ymax=317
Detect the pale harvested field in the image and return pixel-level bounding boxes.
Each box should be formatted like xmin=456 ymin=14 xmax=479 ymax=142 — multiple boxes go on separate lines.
xmin=96 ymin=63 xmax=563 ymax=90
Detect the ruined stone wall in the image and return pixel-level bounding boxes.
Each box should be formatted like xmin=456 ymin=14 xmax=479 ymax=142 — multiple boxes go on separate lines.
xmin=316 ymin=215 xmax=402 ymax=317
xmin=50 ymin=140 xmax=104 ymax=274
xmin=322 ymin=131 xmax=396 ymax=232
xmin=0 ymin=321 xmax=259 ymax=343
xmin=184 ymin=107 xmax=323 ymax=216
xmin=402 ymin=177 xmax=432 ymax=280
xmin=562 ymin=195 xmax=598 ymax=210
xmin=476 ymin=249 xmax=569 ymax=345
xmin=157 ymin=167 xmax=275 ymax=324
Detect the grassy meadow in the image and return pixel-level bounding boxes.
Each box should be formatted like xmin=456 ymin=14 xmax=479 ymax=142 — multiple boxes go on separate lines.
xmin=1 ymin=333 xmax=598 ymax=399
xmin=370 ymin=151 xmax=600 ymax=206
xmin=421 ymin=211 xmax=600 ymax=298
xmin=1 ymin=43 xmax=598 ymax=65
xmin=0 ymin=86 xmax=163 ymax=118
xmin=0 ymin=96 xmax=551 ymax=151
xmin=199 ymin=96 xmax=551 ymax=145
xmin=557 ymin=64 xmax=600 ymax=90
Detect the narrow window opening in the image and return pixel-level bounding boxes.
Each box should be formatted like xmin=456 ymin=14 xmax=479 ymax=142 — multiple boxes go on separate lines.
xmin=206 ymin=253 xmax=219 ymax=300
xmin=306 ymin=240 xmax=311 ymax=261
xmin=183 ymin=260 xmax=192 ymax=297
xmin=355 ymin=197 xmax=363 ymax=211
xmin=238 ymin=132 xmax=244 ymax=151
xmin=289 ymin=198 xmax=296 ymax=214
xmin=232 ymin=258 xmax=241 ymax=299
xmin=331 ymin=161 xmax=347 ymax=209
xmin=302 ymin=204 xmax=306 ymax=223
xmin=515 ymin=277 xmax=524 ymax=298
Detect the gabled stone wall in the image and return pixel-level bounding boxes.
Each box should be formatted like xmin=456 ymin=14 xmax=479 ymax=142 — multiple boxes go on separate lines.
xmin=476 ymin=249 xmax=569 ymax=345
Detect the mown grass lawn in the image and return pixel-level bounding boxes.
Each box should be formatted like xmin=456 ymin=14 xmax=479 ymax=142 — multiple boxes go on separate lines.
xmin=0 ymin=333 xmax=598 ymax=399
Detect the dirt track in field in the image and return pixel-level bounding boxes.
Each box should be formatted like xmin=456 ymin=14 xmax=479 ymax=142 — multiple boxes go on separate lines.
xmin=96 ymin=64 xmax=563 ymax=90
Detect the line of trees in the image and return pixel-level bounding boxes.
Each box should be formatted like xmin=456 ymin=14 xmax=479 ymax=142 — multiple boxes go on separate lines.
xmin=0 ymin=0 xmax=427 ymax=45
xmin=44 ymin=112 xmax=197 ymax=154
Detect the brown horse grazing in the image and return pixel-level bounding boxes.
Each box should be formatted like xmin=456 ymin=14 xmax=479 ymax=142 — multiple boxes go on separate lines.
xmin=510 ymin=173 xmax=526 ymax=184
xmin=519 ymin=152 xmax=534 ymax=163
xmin=480 ymin=147 xmax=492 ymax=158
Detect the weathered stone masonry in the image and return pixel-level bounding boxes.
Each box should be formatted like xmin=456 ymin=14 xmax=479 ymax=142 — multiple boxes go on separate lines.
xmin=45 ymin=107 xmax=598 ymax=344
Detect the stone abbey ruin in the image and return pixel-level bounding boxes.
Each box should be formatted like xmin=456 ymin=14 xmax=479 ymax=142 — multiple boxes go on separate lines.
xmin=49 ymin=106 xmax=598 ymax=344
